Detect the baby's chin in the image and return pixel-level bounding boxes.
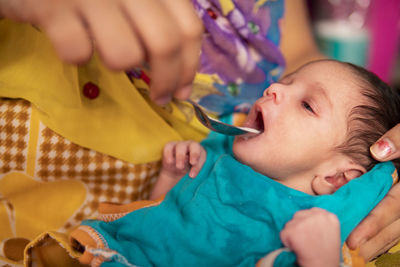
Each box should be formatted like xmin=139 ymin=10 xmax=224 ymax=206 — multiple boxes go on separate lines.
xmin=231 ymin=143 xmax=244 ymax=162
xmin=232 ymin=146 xmax=269 ymax=176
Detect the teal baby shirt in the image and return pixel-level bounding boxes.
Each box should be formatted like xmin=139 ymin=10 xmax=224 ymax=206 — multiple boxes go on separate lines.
xmin=79 ymin=136 xmax=395 ymax=267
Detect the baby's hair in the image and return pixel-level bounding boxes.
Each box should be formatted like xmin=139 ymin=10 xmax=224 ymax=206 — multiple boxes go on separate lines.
xmin=334 ymin=61 xmax=400 ymax=171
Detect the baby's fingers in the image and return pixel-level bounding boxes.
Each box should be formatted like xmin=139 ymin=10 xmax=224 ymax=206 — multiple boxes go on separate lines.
xmin=175 ymin=141 xmax=190 ymax=170
xmin=162 ymin=142 xmax=178 ymax=166
xmin=188 ymin=142 xmax=206 ymax=178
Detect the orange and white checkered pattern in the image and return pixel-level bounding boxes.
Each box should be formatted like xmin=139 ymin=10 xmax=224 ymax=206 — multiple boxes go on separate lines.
xmin=0 ymin=99 xmax=29 ymax=174
xmin=0 ymin=99 xmax=160 ymax=233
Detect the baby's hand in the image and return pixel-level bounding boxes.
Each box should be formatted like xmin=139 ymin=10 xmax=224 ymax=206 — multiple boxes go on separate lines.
xmin=280 ymin=208 xmax=341 ymax=267
xmin=150 ymin=140 xmax=206 ymax=200
xmin=162 ymin=141 xmax=206 ymax=179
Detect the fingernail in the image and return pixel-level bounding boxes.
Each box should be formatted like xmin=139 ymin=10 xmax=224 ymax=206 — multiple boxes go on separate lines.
xmin=371 ymin=138 xmax=396 ymax=160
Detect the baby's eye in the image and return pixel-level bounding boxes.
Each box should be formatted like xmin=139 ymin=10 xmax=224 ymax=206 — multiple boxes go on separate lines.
xmin=302 ymin=101 xmax=314 ymax=113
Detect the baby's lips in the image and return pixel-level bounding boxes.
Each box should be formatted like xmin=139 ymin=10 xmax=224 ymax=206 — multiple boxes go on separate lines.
xmin=241 ymin=105 xmax=258 ymax=128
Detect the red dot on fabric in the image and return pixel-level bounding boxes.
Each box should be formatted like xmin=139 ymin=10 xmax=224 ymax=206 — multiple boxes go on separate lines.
xmin=83 ymin=82 xmax=100 ymax=99
xmin=207 ymin=8 xmax=217 ymax=20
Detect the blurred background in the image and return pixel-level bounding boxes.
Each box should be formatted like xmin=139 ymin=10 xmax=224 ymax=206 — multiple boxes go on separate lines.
xmin=306 ymin=0 xmax=400 ymax=90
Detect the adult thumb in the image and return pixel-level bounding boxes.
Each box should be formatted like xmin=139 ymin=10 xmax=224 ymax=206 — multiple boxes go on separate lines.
xmin=370 ymin=124 xmax=400 ymax=161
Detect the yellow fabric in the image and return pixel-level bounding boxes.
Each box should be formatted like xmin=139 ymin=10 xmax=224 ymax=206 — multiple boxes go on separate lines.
xmin=24 ymin=231 xmax=84 ymax=267
xmin=0 ymin=19 xmax=208 ymax=165
xmin=366 ymin=241 xmax=400 ymax=267
xmin=0 ymin=98 xmax=166 ymax=266
xmin=0 ymin=18 xmax=207 ymax=266
xmin=0 ymin=172 xmax=86 ymax=241
xmin=219 ymin=0 xmax=235 ymax=15
xmin=0 ymin=105 xmax=85 ymax=242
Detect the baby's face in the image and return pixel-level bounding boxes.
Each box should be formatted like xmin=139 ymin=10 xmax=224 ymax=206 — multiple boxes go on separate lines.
xmin=233 ymin=61 xmax=363 ymax=193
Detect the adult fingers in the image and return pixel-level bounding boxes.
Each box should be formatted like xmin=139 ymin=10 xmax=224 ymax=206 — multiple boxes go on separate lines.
xmin=160 ymin=0 xmax=203 ymax=100
xmin=347 ymin=182 xmax=400 ymax=250
xmin=79 ymin=0 xmax=144 ymax=70
xmin=123 ymin=0 xmax=183 ymax=104
xmin=0 ymin=0 xmax=24 ymax=21
xmin=358 ymin=219 xmax=400 ymax=261
xmin=41 ymin=7 xmax=93 ymax=64
xmin=2 ymin=0 xmax=93 ymax=64
xmin=370 ymin=123 xmax=400 ymax=161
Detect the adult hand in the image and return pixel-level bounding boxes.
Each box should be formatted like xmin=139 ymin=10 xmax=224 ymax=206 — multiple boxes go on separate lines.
xmin=347 ymin=123 xmax=400 ymax=260
xmin=0 ymin=0 xmax=203 ymax=104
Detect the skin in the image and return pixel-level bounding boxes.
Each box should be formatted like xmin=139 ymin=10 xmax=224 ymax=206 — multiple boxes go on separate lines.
xmin=279 ymin=10 xmax=400 ymax=255
xmin=0 ymin=0 xmax=203 ymax=104
xmin=348 ymin=115 xmax=400 ymax=258
xmin=154 ymin=60 xmax=367 ymax=196
xmin=152 ymin=142 xmax=341 ymax=266
xmin=348 ymin=183 xmax=400 ymax=261
xmin=233 ymin=60 xmax=365 ymax=194
xmin=0 ymin=0 xmax=324 ymax=104
xmin=279 ymin=0 xmax=326 ymax=76
xmin=152 ymin=61 xmax=357 ymax=266
xmin=278 ymin=3 xmax=400 ymax=256
xmin=155 ymin=60 xmax=400 ymax=260
xmin=150 ymin=140 xmax=206 ymax=200
xmin=1 ymin=0 xmax=399 ymax=259
xmin=279 ymin=208 xmax=341 ymax=267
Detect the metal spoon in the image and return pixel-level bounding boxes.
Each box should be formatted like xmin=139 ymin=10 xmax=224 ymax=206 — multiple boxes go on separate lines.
xmin=187 ymin=100 xmax=261 ymax=136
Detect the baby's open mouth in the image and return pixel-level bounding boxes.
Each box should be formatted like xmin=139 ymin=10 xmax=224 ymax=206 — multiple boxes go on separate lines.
xmin=254 ymin=109 xmax=265 ymax=132
xmin=240 ymin=107 xmax=265 ymax=138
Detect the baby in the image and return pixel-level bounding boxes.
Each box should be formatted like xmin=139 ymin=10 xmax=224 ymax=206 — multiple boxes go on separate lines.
xmin=70 ymin=60 xmax=400 ymax=267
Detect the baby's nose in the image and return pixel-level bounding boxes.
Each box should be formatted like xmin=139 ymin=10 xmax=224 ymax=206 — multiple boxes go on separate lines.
xmin=263 ymin=84 xmax=283 ymax=104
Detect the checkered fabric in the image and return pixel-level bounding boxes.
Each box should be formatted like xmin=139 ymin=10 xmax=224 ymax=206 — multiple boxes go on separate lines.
xmin=0 ymin=99 xmax=29 ymax=174
xmin=0 ymin=99 xmax=160 ymax=234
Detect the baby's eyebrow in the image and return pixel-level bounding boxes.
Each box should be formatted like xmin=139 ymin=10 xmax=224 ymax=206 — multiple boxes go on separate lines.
xmin=313 ymin=82 xmax=333 ymax=111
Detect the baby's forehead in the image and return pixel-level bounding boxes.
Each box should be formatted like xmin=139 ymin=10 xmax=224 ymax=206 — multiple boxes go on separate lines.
xmin=282 ymin=60 xmax=350 ymax=82
xmin=302 ymin=60 xmax=350 ymax=74
xmin=303 ymin=61 xmax=364 ymax=87
xmin=307 ymin=61 xmax=367 ymax=109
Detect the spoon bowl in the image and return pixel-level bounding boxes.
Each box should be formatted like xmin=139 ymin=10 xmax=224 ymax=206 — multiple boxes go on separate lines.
xmin=187 ymin=100 xmax=261 ymax=136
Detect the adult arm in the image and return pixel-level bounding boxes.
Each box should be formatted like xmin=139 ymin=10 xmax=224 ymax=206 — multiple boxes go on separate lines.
xmin=279 ymin=0 xmax=326 ymax=76
xmin=0 ymin=0 xmax=203 ymax=104
xmin=347 ymin=123 xmax=400 ymax=260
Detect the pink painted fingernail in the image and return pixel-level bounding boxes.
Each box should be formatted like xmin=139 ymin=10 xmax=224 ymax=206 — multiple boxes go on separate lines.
xmin=371 ymin=138 xmax=396 ymax=159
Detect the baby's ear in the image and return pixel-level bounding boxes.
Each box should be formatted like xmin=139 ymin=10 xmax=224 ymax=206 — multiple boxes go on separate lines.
xmin=312 ymin=162 xmax=366 ymax=195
